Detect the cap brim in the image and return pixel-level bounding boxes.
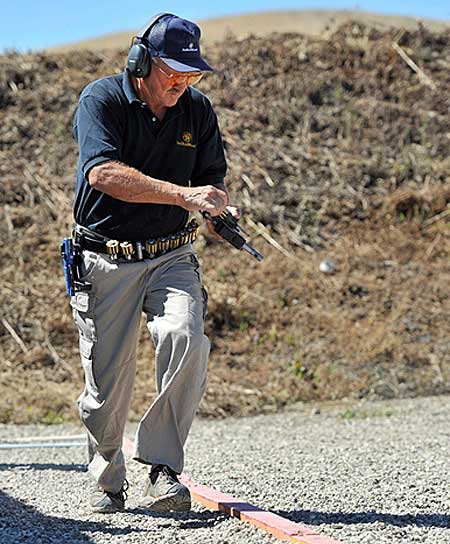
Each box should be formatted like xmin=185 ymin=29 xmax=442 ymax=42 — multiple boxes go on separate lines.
xmin=161 ymin=56 xmax=214 ymax=72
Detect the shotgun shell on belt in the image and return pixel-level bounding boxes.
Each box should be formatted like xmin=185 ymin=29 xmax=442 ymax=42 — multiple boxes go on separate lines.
xmin=145 ymin=239 xmax=157 ymax=255
xmin=106 ymin=240 xmax=120 ymax=260
xmin=120 ymin=241 xmax=134 ymax=260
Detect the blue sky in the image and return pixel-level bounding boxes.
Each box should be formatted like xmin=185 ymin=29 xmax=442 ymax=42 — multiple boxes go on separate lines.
xmin=2 ymin=0 xmax=449 ymax=51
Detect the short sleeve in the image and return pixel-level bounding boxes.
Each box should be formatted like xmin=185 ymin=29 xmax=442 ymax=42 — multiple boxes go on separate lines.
xmin=73 ymin=95 xmax=124 ymax=181
xmin=190 ymin=99 xmax=227 ymax=187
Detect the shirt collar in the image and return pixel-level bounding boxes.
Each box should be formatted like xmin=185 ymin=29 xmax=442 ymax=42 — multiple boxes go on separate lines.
xmin=122 ymin=69 xmax=185 ymax=118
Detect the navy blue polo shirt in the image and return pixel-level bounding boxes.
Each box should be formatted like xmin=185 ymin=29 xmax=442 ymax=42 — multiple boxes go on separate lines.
xmin=73 ymin=69 xmax=227 ymax=241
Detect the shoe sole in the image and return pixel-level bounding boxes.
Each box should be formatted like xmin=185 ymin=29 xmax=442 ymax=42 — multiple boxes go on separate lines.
xmin=91 ymin=505 xmax=125 ymax=513
xmin=140 ymin=489 xmax=191 ymax=512
xmin=91 ymin=502 xmax=125 ymax=514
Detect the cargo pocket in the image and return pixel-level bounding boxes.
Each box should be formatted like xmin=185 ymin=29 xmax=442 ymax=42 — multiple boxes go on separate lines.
xmin=71 ymin=291 xmax=97 ymax=342
xmin=71 ymin=290 xmax=98 ymax=394
xmin=79 ymin=335 xmax=98 ymax=394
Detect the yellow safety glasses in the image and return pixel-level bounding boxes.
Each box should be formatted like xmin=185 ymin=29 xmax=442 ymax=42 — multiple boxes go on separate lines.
xmin=152 ymin=58 xmax=204 ymax=86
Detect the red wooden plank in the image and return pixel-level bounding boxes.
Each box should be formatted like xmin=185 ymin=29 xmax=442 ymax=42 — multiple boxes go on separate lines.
xmin=122 ymin=437 xmax=344 ymax=544
xmin=181 ymin=474 xmax=343 ymax=544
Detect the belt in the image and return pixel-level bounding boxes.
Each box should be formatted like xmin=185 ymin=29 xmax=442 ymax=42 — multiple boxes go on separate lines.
xmin=73 ymin=220 xmax=200 ymax=261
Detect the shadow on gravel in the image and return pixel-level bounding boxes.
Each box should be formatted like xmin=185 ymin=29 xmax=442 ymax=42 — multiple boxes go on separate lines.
xmin=0 ymin=490 xmax=147 ymax=542
xmin=0 ymin=462 xmax=86 ymax=472
xmin=128 ymin=507 xmax=229 ymax=529
xmin=275 ymin=509 xmax=450 ymax=529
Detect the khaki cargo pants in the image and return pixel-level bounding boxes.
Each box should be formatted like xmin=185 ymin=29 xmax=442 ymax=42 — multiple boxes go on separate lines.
xmin=71 ymin=244 xmax=210 ymax=493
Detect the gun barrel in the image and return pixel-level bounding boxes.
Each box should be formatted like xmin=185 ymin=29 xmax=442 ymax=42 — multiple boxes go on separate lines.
xmin=243 ymin=242 xmax=264 ymax=262
xmin=201 ymin=211 xmax=264 ymax=261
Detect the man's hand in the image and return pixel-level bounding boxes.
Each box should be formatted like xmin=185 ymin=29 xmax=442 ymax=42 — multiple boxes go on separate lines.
xmin=201 ymin=207 xmax=263 ymax=261
xmin=178 ymin=185 xmax=228 ymax=216
xmin=225 ymin=206 xmax=241 ymax=220
xmin=205 ymin=205 xmax=242 ymax=240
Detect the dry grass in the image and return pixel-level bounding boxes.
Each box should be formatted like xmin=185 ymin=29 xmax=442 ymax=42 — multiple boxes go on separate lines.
xmin=1 ymin=23 xmax=449 ymax=423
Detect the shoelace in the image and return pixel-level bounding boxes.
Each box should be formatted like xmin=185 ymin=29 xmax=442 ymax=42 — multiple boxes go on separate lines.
xmin=110 ymin=478 xmax=129 ymax=502
xmin=150 ymin=465 xmax=179 ymax=485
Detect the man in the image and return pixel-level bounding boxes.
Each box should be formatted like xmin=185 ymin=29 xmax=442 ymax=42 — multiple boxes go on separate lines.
xmin=71 ymin=13 xmax=229 ymax=513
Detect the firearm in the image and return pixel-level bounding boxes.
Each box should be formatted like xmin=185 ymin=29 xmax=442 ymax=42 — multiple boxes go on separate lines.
xmin=201 ymin=210 xmax=264 ymax=262
xmin=60 ymin=237 xmax=92 ymax=296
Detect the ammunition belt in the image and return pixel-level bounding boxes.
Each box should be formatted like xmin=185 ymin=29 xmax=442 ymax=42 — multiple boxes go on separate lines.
xmin=74 ymin=220 xmax=200 ymax=261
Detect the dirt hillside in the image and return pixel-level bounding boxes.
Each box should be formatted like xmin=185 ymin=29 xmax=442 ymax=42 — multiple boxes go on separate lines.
xmin=0 ymin=22 xmax=449 ymax=423
xmin=49 ymin=9 xmax=450 ymax=52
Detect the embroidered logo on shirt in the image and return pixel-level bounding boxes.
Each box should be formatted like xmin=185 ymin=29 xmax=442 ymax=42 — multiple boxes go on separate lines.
xmin=177 ymin=131 xmax=196 ymax=149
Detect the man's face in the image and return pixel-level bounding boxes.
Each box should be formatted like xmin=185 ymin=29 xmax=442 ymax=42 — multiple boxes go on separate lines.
xmin=146 ymin=58 xmax=202 ymax=108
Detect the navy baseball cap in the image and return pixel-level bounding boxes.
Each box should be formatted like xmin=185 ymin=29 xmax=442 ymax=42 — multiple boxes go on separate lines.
xmin=145 ymin=14 xmax=213 ymax=72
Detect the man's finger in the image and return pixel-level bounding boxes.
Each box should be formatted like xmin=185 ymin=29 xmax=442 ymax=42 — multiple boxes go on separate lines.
xmin=201 ymin=202 xmax=217 ymax=211
xmin=226 ymin=206 xmax=241 ymax=219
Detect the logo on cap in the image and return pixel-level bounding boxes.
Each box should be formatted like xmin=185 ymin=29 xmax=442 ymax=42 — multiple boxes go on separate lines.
xmin=182 ymin=42 xmax=198 ymax=52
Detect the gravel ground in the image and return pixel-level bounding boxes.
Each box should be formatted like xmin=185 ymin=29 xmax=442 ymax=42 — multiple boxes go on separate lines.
xmin=0 ymin=395 xmax=448 ymax=544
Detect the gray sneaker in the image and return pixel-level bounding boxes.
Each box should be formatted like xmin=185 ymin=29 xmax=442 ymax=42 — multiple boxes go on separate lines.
xmin=90 ymin=480 xmax=128 ymax=513
xmin=140 ymin=465 xmax=191 ymax=512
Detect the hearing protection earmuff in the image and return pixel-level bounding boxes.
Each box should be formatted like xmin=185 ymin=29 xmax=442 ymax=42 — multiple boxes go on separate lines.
xmin=126 ymin=12 xmax=174 ymax=78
